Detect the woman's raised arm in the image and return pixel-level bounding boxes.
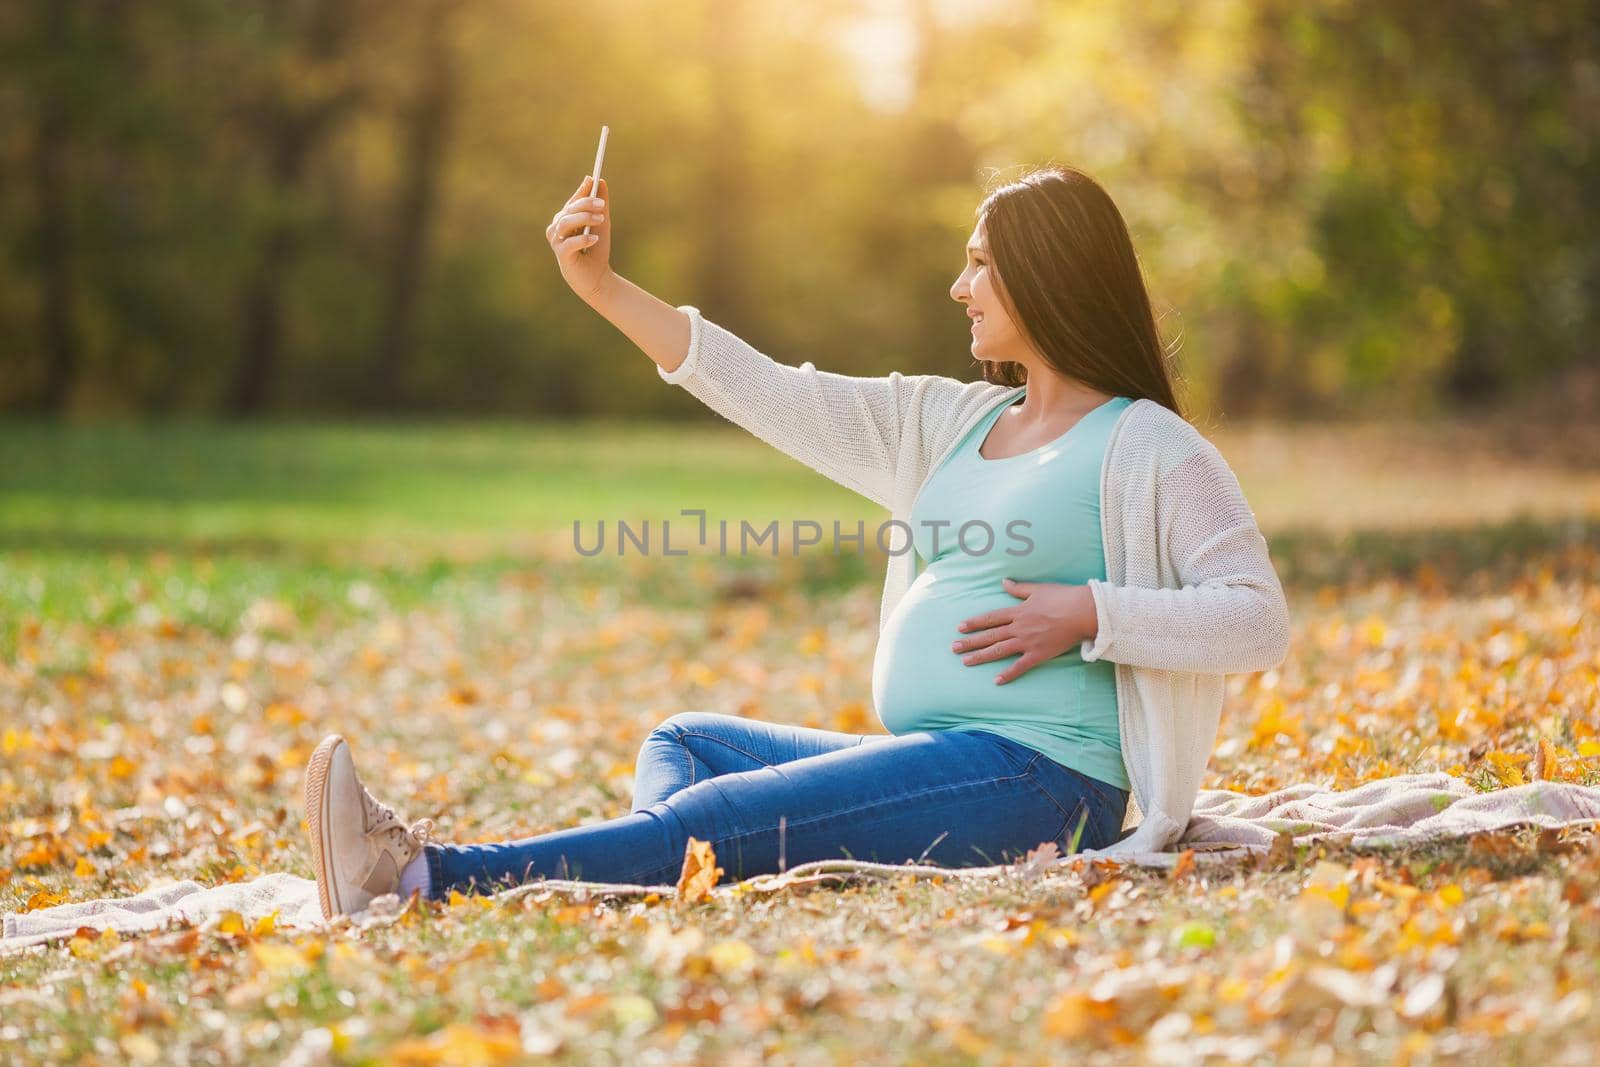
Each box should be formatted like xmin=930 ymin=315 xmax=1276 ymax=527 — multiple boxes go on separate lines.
xmin=548 ymin=173 xmax=691 ymax=375
xmin=549 ymin=173 xmax=984 ymax=509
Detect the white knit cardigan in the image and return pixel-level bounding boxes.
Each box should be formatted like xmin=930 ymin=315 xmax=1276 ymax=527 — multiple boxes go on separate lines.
xmin=658 ymin=306 xmax=1293 ymax=855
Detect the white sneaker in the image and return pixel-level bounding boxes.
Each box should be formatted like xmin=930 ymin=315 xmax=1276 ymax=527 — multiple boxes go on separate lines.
xmin=303 ymin=734 xmax=433 ymax=919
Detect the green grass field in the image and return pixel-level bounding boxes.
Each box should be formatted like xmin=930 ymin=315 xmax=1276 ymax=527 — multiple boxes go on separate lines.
xmin=3 ymin=416 xmax=1600 ymax=1064
xmin=0 ymin=418 xmax=883 ymax=547
xmin=0 ymin=419 xmax=891 ymax=658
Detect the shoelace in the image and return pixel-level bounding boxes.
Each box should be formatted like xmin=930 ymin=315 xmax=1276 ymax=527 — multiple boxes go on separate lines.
xmin=360 ymin=787 xmax=434 ymax=857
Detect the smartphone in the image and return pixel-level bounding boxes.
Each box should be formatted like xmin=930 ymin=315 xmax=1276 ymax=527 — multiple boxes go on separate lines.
xmin=582 ymin=125 xmax=609 ymax=238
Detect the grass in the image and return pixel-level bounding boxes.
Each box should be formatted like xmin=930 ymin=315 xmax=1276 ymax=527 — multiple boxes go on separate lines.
xmin=2 ymin=414 xmax=1599 ymax=1064
xmin=0 ymin=418 xmax=879 ymax=548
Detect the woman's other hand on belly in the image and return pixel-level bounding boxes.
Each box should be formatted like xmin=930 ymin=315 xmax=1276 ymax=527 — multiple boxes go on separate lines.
xmin=950 ymin=579 xmax=1098 ymax=685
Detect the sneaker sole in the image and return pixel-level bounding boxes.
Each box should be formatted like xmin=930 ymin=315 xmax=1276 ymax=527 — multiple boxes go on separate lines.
xmin=304 ymin=734 xmax=347 ymax=920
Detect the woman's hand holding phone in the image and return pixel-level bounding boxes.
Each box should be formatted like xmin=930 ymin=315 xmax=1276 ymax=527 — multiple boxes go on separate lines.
xmin=547 ymin=128 xmax=691 ymax=377
xmin=547 ymin=174 xmax=612 ymax=304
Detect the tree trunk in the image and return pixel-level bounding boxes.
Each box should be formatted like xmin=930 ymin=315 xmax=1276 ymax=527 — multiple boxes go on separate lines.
xmin=232 ymin=124 xmax=316 ymax=415
xmin=31 ymin=0 xmax=80 ymax=411
xmin=372 ymin=0 xmax=459 ymax=409
xmin=697 ymin=1 xmax=747 ymax=329
xmin=228 ymin=0 xmax=361 ymax=415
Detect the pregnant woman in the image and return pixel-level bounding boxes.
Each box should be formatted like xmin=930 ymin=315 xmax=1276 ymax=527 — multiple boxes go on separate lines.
xmin=302 ymin=165 xmax=1292 ymax=920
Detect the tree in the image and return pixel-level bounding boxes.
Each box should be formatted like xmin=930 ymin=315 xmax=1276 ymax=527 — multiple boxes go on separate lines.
xmin=371 ymin=0 xmax=462 ymax=409
xmin=230 ymin=0 xmax=370 ymax=414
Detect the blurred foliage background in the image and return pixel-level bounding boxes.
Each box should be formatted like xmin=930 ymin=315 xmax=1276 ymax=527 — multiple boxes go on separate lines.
xmin=0 ymin=0 xmax=1595 ymax=419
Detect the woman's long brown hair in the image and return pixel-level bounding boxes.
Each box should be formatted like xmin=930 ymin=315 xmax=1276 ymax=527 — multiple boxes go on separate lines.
xmin=975 ymin=166 xmax=1186 ymax=418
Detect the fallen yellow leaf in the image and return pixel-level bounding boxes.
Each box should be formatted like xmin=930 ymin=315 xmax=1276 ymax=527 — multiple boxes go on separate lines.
xmin=676 ymin=837 xmax=722 ymax=904
xmin=388 ymin=1022 xmax=520 ymax=1066
xmin=1042 ymin=991 xmax=1095 ymax=1038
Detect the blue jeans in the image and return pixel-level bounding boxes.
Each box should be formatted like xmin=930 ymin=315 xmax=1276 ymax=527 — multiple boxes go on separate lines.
xmin=423 ymin=712 xmax=1130 ymax=898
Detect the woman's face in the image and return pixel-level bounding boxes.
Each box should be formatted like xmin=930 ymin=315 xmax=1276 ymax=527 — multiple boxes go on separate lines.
xmin=949 ymin=219 xmax=1029 ymax=366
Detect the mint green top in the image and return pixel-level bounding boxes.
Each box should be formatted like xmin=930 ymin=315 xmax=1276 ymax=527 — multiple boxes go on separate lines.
xmin=870 ymin=392 xmax=1133 ymax=791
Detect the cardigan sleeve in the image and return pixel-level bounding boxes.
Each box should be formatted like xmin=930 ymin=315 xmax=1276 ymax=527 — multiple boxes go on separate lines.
xmin=658 ymin=305 xmax=948 ymax=511
xmin=1077 ymin=439 xmax=1292 ymax=674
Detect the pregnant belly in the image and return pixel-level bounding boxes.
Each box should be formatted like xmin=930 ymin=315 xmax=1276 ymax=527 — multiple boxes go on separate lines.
xmin=871 ymin=569 xmax=1086 ymax=735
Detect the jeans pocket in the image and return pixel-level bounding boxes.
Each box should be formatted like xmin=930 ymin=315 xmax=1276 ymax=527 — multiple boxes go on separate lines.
xmin=1026 ymin=759 xmax=1123 ymax=851
xmin=957 ymin=729 xmax=1041 ymax=777
xmin=1056 ymin=797 xmax=1093 ymax=851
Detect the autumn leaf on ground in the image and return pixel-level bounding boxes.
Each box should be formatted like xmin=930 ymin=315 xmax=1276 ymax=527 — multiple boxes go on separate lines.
xmin=1170 ymin=848 xmax=1196 ymax=882
xmin=388 ymin=1021 xmax=521 ymax=1066
xmin=1258 ymin=829 xmax=1296 ymax=871
xmin=1020 ymin=840 xmax=1060 ymax=876
xmin=676 ymin=836 xmax=723 ymax=904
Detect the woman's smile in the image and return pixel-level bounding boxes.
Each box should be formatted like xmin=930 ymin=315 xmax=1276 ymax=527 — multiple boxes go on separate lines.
xmin=953 ymin=224 xmax=1004 ymax=353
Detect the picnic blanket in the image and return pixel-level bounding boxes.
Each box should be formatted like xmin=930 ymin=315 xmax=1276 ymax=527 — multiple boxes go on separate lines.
xmin=7 ymin=772 xmax=1599 ymax=954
